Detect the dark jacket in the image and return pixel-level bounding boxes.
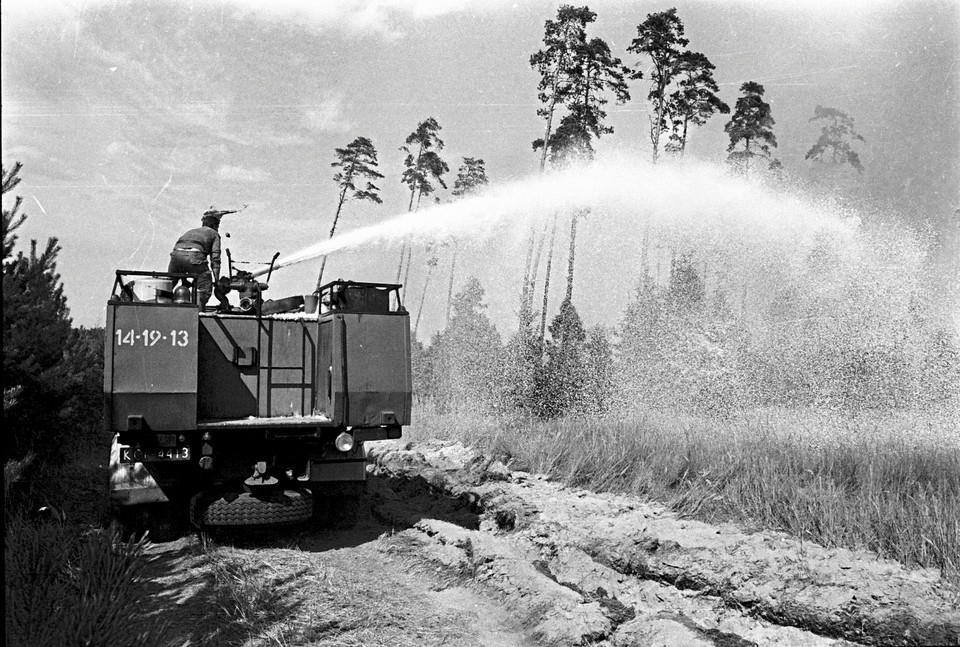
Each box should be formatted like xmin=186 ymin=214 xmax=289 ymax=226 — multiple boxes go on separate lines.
xmin=172 ymin=226 xmax=221 ymax=277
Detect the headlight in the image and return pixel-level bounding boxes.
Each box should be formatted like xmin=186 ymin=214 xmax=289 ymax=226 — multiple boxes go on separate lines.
xmin=334 ymin=432 xmax=355 ymax=453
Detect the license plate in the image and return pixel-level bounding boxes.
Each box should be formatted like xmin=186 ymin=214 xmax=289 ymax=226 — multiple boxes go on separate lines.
xmin=120 ymin=446 xmax=191 ymax=462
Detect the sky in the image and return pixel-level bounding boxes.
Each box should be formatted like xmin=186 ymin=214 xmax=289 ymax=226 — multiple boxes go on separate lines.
xmin=2 ymin=0 xmax=958 ymax=335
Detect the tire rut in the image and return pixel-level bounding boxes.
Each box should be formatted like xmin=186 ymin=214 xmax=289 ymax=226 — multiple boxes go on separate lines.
xmin=368 ymin=440 xmax=960 ymax=647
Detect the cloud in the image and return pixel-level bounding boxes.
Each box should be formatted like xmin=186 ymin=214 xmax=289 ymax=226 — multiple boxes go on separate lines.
xmin=218 ymin=0 xmax=516 ymax=35
xmin=301 ymin=92 xmax=353 ymax=134
xmin=4 ymin=0 xmax=516 ymax=37
xmin=105 ymin=141 xmax=140 ymax=158
xmin=1 ymin=145 xmax=43 ymax=164
xmin=4 ymin=0 xmax=909 ymax=45
xmin=216 ymin=164 xmax=272 ymax=183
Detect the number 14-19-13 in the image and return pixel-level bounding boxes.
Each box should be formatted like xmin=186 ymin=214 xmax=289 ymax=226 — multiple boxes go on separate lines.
xmin=115 ymin=329 xmax=189 ymax=347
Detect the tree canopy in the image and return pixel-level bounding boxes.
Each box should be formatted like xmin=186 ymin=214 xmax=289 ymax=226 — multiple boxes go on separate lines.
xmin=664 ymin=50 xmax=729 ymax=156
xmin=398 ymin=117 xmax=450 ymax=284
xmin=805 ymin=105 xmax=866 ymax=174
xmin=332 ymin=136 xmax=384 ymax=205
xmin=317 ymin=136 xmax=383 ymax=288
xmin=534 ymin=37 xmax=630 ymax=168
xmin=401 ymin=117 xmax=449 ymax=210
xmin=628 ymin=8 xmax=688 ymax=163
xmin=452 ymin=157 xmax=489 ymax=198
xmin=724 ymin=81 xmax=779 ymax=175
xmin=530 ymin=4 xmax=597 ymax=172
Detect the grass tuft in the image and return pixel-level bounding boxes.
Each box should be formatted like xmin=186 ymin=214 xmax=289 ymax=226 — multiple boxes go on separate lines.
xmin=200 ymin=542 xmax=300 ymax=646
xmin=211 ymin=555 xmax=286 ymax=628
xmin=4 ymin=516 xmax=166 ymax=647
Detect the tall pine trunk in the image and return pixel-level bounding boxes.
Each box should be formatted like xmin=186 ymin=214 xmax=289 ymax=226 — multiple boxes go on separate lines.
xmin=539 ymin=214 xmax=558 ymax=343
xmin=414 ymin=256 xmax=434 ymax=336
xmin=528 ymin=221 xmax=549 ymax=308
xmin=317 ymin=186 xmax=349 ymax=292
xmin=398 ymin=144 xmax=425 ymax=283
xmin=520 ymin=227 xmax=536 ymax=314
xmin=523 ymin=61 xmax=566 ymax=320
xmin=445 ymin=242 xmax=458 ymax=325
xmin=744 ymin=136 xmax=752 ymax=177
xmin=538 ymin=72 xmax=563 ymax=173
xmin=565 ymin=210 xmax=581 ymax=302
xmin=680 ymin=115 xmax=690 ymax=157
xmin=652 ymin=93 xmax=665 ymax=164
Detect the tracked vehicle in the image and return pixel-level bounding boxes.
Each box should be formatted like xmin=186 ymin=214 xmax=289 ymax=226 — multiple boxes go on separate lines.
xmin=105 ymin=266 xmax=412 ymax=537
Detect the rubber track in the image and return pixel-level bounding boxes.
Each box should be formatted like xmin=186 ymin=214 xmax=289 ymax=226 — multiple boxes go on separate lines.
xmin=194 ymin=489 xmax=312 ymax=526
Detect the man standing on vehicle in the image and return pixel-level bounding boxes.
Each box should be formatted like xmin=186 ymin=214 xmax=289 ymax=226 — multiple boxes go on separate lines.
xmin=168 ymin=207 xmax=235 ymax=310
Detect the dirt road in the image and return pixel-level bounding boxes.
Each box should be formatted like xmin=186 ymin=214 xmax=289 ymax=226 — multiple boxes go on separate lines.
xmin=140 ymin=440 xmax=959 ymax=646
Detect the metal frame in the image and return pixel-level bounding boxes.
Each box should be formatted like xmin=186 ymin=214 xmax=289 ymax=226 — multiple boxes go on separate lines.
xmin=109 ymin=269 xmax=199 ymax=305
xmin=316 ymin=280 xmax=405 ymax=315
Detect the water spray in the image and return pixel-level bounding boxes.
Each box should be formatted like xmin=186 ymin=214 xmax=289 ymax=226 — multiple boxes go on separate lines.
xmin=250 ymin=158 xmax=859 ymax=281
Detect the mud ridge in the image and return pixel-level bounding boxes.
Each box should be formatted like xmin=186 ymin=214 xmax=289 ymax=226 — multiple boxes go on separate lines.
xmin=369 ymin=441 xmax=960 ymax=647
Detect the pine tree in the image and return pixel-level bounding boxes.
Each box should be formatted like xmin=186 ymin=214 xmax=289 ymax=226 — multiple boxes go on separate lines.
xmin=664 ymin=51 xmax=729 ymax=156
xmin=533 ymin=34 xmax=629 ymax=343
xmin=398 ymin=117 xmax=449 ymax=286
xmin=400 ymin=118 xmax=449 ymax=211
xmin=536 ymin=297 xmax=587 ymax=418
xmin=447 ymin=158 xmax=489 ymax=323
xmin=617 ymin=273 xmax=668 ymax=410
xmin=805 ymin=105 xmax=865 ymax=174
xmin=628 ymin=8 xmax=687 ymax=164
xmin=451 ymin=157 xmax=489 ymax=198
xmin=533 ymin=37 xmax=630 ymax=166
xmin=317 ymin=136 xmax=383 ymax=290
xmin=582 ymin=325 xmax=614 ymax=414
xmin=724 ymin=81 xmax=779 ymax=176
xmin=524 ymin=5 xmax=597 ymax=331
xmin=426 ymin=277 xmax=504 ymax=410
xmin=530 ymin=5 xmax=597 ymax=174
xmin=3 ymin=163 xmax=73 ymax=462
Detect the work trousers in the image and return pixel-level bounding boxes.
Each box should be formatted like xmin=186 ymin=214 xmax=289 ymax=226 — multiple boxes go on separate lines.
xmin=168 ymin=250 xmax=213 ymax=306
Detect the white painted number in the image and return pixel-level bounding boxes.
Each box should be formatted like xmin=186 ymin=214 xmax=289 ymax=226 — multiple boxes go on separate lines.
xmin=155 ymin=447 xmax=190 ymax=459
xmin=115 ymin=329 xmax=189 ymax=347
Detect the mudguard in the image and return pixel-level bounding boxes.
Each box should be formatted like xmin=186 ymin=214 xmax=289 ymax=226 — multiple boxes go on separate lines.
xmin=108 ymin=434 xmax=169 ymax=505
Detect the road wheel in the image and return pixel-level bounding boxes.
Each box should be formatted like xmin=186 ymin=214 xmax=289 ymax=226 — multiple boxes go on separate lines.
xmin=192 ymin=489 xmax=313 ymax=527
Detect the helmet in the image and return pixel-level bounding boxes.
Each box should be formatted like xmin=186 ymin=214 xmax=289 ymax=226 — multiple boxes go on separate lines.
xmin=203 ymin=206 xmax=239 ymax=220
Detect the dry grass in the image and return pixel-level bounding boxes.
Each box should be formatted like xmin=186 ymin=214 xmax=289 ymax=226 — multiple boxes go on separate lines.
xmin=408 ymin=401 xmax=960 ymax=580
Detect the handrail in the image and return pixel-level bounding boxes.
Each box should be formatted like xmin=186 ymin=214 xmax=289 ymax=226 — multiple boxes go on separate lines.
xmin=110 ymin=269 xmax=198 ymax=304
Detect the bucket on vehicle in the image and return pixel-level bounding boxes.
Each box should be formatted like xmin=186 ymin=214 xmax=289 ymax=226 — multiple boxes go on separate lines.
xmin=131 ymin=278 xmax=174 ymax=303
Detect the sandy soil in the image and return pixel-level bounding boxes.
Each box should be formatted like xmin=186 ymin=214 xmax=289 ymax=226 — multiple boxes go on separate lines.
xmin=132 ymin=439 xmax=959 ymax=646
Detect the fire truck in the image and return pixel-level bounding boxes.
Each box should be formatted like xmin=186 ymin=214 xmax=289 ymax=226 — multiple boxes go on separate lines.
xmin=104 ymin=266 xmax=412 ymax=537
